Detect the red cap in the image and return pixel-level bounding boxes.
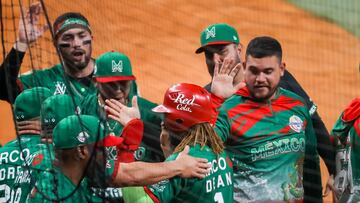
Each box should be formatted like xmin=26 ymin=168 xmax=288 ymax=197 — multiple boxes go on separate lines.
xmin=152 ymin=83 xmax=213 ymax=132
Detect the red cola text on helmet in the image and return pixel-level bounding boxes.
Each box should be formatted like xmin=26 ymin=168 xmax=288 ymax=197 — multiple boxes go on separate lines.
xmin=173 ymin=93 xmax=196 ymax=112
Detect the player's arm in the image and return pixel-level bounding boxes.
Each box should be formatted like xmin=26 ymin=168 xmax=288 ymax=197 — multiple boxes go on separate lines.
xmin=111 ymin=145 xmax=209 ymax=187
xmin=280 ymin=70 xmax=335 ymax=175
xmin=0 ymin=2 xmax=48 ymax=103
xmin=0 ymin=46 xmax=25 ymax=102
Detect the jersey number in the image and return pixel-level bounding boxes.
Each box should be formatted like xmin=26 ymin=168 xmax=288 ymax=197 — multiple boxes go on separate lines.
xmin=214 ymin=192 xmax=224 ymax=203
xmin=0 ymin=184 xmax=21 ymax=203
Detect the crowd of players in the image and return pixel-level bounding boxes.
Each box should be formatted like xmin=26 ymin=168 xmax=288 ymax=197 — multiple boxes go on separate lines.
xmin=0 ymin=2 xmax=359 ymax=203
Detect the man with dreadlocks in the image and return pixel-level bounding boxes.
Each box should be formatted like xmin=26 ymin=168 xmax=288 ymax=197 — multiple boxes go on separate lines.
xmin=145 ymin=83 xmax=233 ymax=203
xmin=107 ymin=83 xmax=233 ymax=203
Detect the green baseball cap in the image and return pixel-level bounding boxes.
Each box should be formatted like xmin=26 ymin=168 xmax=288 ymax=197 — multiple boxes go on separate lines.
xmin=14 ymin=87 xmax=52 ymax=121
xmin=53 ymin=115 xmax=124 ymax=149
xmin=94 ymin=51 xmax=136 ymax=83
xmin=195 ymin=23 xmax=240 ymax=54
xmin=41 ymin=94 xmax=77 ymax=130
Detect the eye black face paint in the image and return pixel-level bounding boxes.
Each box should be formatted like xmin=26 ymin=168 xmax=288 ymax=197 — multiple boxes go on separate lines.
xmin=83 ymin=40 xmax=91 ymax=45
xmin=58 ymin=43 xmax=71 ymax=48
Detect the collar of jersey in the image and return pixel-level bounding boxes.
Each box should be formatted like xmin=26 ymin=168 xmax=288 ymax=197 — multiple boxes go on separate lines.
xmin=235 ymin=87 xmax=281 ymax=102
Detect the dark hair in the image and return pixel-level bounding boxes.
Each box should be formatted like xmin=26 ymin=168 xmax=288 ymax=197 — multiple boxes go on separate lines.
xmin=53 ymin=12 xmax=90 ymax=37
xmin=246 ymin=36 xmax=282 ymax=62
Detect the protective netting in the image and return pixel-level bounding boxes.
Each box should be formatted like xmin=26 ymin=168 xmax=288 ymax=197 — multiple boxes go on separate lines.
xmin=0 ymin=0 xmax=359 ymax=202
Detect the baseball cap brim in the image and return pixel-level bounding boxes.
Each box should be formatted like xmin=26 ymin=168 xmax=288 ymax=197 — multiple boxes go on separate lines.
xmin=152 ymin=104 xmax=172 ymax=113
xmin=97 ymin=135 xmax=124 ymax=147
xmin=195 ymin=41 xmax=234 ymax=54
xmin=94 ymin=75 xmax=136 ymax=83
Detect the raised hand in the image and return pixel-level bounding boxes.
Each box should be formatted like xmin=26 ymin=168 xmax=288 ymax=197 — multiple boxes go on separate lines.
xmin=105 ymin=96 xmax=141 ymax=126
xmin=18 ymin=2 xmax=48 ymax=44
xmin=211 ymin=55 xmax=245 ymax=99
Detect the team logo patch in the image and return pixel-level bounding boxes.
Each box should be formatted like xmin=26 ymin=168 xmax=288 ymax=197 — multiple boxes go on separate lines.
xmin=32 ymin=153 xmax=44 ymax=166
xmin=289 ymin=115 xmax=303 ymax=133
xmin=170 ymin=92 xmax=198 ymax=112
xmin=206 ymin=26 xmax=216 ymax=39
xmin=77 ymin=131 xmax=90 ymax=143
xmin=112 ymin=60 xmax=123 ymax=72
xmin=54 ymin=81 xmax=66 ymax=95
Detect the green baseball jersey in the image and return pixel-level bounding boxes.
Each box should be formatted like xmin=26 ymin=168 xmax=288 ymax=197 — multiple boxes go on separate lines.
xmin=26 ymin=168 xmax=91 ymax=203
xmin=18 ymin=64 xmax=96 ymax=107
xmin=214 ymin=87 xmax=320 ymax=202
xmin=0 ymin=135 xmax=46 ymax=203
xmin=331 ymin=110 xmax=360 ymax=186
xmin=145 ymin=144 xmax=233 ymax=203
xmin=81 ymin=94 xmax=163 ymax=163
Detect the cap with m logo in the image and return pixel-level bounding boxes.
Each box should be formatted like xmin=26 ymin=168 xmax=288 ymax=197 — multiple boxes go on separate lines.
xmin=195 ymin=23 xmax=240 ymax=54
xmin=94 ymin=51 xmax=136 ymax=83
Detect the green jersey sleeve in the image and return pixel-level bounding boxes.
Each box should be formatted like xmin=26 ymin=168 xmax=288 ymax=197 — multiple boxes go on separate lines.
xmin=144 ymin=154 xmax=183 ymax=203
xmin=331 ymin=112 xmax=353 ymax=142
xmin=214 ymin=107 xmax=231 ymax=142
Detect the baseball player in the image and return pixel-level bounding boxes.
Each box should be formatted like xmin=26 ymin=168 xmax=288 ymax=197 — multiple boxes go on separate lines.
xmin=0 ymin=3 xmax=141 ymax=108
xmin=30 ymin=94 xmax=78 ymax=173
xmin=81 ymin=51 xmax=163 ymax=163
xmin=26 ymin=114 xmax=125 ymax=202
xmin=80 ymin=51 xmax=163 ymax=201
xmin=212 ymin=36 xmax=320 ymax=202
xmin=196 ymin=23 xmax=326 ymax=202
xmin=141 ymin=83 xmax=233 ymax=203
xmin=27 ymin=114 xmax=210 ymax=202
xmin=36 ymin=94 xmax=123 ymax=202
xmin=0 ymin=87 xmax=51 ymax=203
xmin=331 ymin=98 xmax=360 ymax=202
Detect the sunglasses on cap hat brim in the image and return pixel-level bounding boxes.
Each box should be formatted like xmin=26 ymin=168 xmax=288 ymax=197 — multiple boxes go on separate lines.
xmin=195 ymin=41 xmax=233 ymax=54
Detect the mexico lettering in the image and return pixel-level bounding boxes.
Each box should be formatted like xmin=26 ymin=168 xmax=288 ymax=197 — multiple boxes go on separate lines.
xmin=250 ymin=137 xmax=305 ymax=161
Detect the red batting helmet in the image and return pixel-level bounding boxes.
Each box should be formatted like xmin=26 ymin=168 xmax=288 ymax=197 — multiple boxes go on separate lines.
xmin=152 ymin=83 xmax=213 ymax=132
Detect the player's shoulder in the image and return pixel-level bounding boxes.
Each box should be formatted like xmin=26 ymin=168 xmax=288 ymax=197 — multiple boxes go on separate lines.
xmin=279 ymin=87 xmax=304 ymax=101
xmin=1 ymin=138 xmax=18 ymax=148
xmin=27 ymin=171 xmax=56 ymax=202
xmin=166 ymin=145 xmax=215 ymax=162
xmin=21 ymin=63 xmax=62 ymax=76
xmin=136 ymin=96 xmax=157 ymax=109
xmin=80 ymin=93 xmax=98 ymax=114
xmin=342 ymin=98 xmax=360 ymax=122
xmin=278 ymin=87 xmax=307 ymax=106
xmin=220 ymin=93 xmax=245 ymax=112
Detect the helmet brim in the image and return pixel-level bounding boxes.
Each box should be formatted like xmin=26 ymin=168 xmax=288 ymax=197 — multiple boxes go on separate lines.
xmin=152 ymin=105 xmax=172 ymax=113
